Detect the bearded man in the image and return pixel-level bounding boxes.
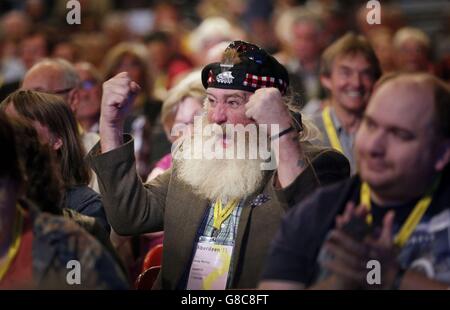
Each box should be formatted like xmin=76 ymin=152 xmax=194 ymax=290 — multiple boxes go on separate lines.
xmin=89 ymin=41 xmax=350 ymax=289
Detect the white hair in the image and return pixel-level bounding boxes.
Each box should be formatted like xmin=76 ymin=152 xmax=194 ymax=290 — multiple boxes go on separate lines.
xmin=189 ymin=17 xmax=237 ymax=53
xmin=393 ymin=27 xmax=430 ymax=51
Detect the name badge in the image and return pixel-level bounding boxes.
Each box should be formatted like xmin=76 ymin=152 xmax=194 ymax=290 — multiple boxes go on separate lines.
xmin=186 ymin=237 xmax=233 ymax=290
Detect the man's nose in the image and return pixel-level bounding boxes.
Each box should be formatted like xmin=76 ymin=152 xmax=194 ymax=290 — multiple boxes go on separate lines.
xmin=367 ymin=130 xmax=386 ymax=156
xmin=210 ymin=102 xmax=227 ymax=124
xmin=350 ymin=72 xmax=363 ymax=88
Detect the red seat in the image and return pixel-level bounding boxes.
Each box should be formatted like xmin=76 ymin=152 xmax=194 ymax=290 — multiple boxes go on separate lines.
xmin=142 ymin=244 xmax=163 ymax=272
xmin=135 ymin=266 xmax=161 ymax=290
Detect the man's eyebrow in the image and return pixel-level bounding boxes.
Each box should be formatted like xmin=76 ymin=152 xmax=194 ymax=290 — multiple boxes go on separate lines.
xmin=206 ymin=92 xmax=248 ymax=99
xmin=337 ymin=64 xmax=352 ymax=70
xmin=226 ymin=93 xmax=247 ymax=99
xmin=364 ymin=114 xmax=415 ymax=135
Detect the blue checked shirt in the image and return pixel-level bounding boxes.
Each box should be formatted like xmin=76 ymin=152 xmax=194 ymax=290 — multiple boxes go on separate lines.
xmin=197 ymin=199 xmax=244 ymax=288
xmin=181 ymin=194 xmax=269 ymax=289
xmin=201 ymin=199 xmax=244 ymax=244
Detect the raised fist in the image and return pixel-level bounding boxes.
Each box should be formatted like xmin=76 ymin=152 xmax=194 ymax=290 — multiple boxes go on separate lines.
xmin=100 ymin=72 xmax=141 ymax=127
xmin=245 ymin=88 xmax=292 ymax=135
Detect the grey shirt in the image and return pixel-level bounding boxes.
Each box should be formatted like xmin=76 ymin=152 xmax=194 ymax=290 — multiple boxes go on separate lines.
xmin=311 ymin=106 xmax=357 ymax=174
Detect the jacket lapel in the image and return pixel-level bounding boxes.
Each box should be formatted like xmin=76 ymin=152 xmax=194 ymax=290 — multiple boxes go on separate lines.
xmin=231 ymin=172 xmax=272 ymax=283
xmin=163 ymin=178 xmax=210 ymax=288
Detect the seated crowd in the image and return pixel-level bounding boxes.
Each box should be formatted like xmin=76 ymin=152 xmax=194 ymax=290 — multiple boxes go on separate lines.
xmin=0 ymin=1 xmax=449 ymax=290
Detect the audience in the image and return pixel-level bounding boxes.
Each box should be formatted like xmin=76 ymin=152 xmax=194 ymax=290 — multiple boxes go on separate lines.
xmin=0 ymin=1 xmax=448 ymax=291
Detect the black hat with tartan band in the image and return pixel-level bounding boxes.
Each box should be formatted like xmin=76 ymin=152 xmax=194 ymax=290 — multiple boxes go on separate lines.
xmin=201 ymin=40 xmax=289 ymax=95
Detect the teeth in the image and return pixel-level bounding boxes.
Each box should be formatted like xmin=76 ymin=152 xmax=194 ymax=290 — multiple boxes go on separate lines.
xmin=347 ymin=91 xmax=362 ymax=97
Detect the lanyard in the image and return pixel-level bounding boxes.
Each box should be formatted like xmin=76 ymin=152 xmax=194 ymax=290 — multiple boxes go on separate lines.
xmin=0 ymin=205 xmax=24 ymax=282
xmin=213 ymin=199 xmax=239 ymax=231
xmin=322 ymin=106 xmax=344 ymax=154
xmin=360 ymin=176 xmax=441 ymax=248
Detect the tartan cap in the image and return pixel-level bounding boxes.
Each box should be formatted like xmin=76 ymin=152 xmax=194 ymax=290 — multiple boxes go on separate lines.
xmin=201 ymin=41 xmax=289 ymax=95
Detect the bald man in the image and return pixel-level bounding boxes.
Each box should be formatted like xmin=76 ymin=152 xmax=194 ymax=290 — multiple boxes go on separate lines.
xmin=260 ymin=73 xmax=450 ymax=290
xmin=22 ymin=58 xmax=100 ymax=191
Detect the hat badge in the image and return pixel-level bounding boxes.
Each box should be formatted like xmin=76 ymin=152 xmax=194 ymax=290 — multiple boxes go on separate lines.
xmin=216 ymin=71 xmax=234 ymax=84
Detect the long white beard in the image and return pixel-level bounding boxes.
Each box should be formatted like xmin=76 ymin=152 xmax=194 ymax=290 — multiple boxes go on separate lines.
xmin=174 ymin=122 xmax=266 ymax=202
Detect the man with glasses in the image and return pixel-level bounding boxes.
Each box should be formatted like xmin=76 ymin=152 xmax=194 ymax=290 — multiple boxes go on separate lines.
xmin=89 ymin=40 xmax=350 ymax=289
xmin=21 ymin=58 xmax=100 ymax=151
xmin=75 ymin=62 xmax=102 ymax=134
xmin=21 ymin=58 xmax=100 ymax=192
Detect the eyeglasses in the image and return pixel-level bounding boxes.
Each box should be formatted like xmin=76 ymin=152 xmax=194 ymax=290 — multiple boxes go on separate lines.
xmin=50 ymin=87 xmax=74 ymax=95
xmin=80 ymin=80 xmax=98 ymax=90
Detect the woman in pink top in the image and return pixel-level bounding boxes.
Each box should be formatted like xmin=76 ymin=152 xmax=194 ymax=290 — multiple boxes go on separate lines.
xmin=146 ymin=70 xmax=205 ymax=182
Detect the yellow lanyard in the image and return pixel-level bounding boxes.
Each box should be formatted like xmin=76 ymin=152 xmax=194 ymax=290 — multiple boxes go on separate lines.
xmin=360 ymin=176 xmax=441 ymax=248
xmin=322 ymin=106 xmax=344 ymax=154
xmin=213 ymin=199 xmax=239 ymax=231
xmin=0 ymin=205 xmax=24 ymax=282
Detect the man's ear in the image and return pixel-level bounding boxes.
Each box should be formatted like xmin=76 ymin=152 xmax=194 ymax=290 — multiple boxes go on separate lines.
xmin=435 ymin=140 xmax=450 ymax=171
xmin=68 ymin=88 xmax=80 ymax=113
xmin=52 ymin=136 xmax=63 ymax=151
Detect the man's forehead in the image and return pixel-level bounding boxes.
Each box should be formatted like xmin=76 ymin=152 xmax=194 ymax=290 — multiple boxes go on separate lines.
xmin=367 ymin=80 xmax=434 ymax=128
xmin=333 ymin=53 xmax=372 ymax=68
xmin=22 ymin=66 xmax=63 ymax=91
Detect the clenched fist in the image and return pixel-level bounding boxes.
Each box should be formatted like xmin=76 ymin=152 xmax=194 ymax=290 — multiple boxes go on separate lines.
xmin=244 ymin=88 xmax=292 ymax=136
xmin=100 ymin=72 xmax=141 ymax=153
xmin=100 ymin=72 xmax=141 ymax=127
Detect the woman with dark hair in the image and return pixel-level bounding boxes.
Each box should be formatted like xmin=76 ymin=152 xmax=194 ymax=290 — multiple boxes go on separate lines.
xmin=10 ymin=116 xmax=64 ymax=216
xmin=0 ymin=112 xmax=128 ymax=289
xmin=1 ymin=90 xmax=109 ymax=231
xmin=10 ymin=116 xmax=115 ymax=247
